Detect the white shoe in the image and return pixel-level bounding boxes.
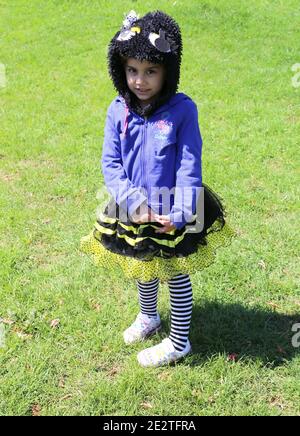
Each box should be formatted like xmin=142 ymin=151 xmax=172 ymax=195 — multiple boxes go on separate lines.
xmin=123 ymin=312 xmax=162 ymax=345
xmin=137 ymin=338 xmax=192 ymax=367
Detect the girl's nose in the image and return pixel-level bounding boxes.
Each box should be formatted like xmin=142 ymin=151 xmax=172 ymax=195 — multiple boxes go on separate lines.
xmin=135 ymin=76 xmax=145 ymax=86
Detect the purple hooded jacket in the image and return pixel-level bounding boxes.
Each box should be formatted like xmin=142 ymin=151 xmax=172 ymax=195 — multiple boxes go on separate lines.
xmin=101 ymin=92 xmax=202 ymax=230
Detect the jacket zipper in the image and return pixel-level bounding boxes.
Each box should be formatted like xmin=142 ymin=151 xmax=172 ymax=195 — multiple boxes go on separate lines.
xmin=142 ymin=116 xmax=149 ymax=196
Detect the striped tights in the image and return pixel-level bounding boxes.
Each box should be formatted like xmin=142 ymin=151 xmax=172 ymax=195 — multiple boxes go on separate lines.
xmin=137 ymin=273 xmax=193 ymax=352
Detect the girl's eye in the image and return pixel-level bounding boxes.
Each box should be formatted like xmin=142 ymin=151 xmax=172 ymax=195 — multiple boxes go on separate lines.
xmin=126 ymin=68 xmax=156 ymax=75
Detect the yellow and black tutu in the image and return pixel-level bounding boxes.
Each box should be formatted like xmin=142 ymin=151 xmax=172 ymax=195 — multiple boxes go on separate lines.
xmin=80 ymin=183 xmax=235 ymax=283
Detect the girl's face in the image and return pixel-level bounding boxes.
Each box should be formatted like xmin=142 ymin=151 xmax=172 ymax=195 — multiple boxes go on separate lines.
xmin=124 ymin=58 xmax=165 ymax=107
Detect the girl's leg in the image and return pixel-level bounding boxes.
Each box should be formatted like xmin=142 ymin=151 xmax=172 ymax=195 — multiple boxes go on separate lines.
xmin=137 ymin=277 xmax=159 ymax=318
xmin=123 ymin=277 xmax=161 ymax=345
xmin=167 ymin=273 xmax=193 ymax=352
xmin=136 ymin=273 xmax=192 ymax=367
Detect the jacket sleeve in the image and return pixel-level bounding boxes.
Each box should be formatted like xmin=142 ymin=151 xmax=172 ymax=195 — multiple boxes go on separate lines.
xmin=169 ymin=100 xmax=203 ymax=230
xmin=101 ymin=104 xmax=148 ymax=217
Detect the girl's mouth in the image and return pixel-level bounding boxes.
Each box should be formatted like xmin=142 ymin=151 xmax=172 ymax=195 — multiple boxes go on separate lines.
xmin=135 ymin=89 xmax=150 ymax=94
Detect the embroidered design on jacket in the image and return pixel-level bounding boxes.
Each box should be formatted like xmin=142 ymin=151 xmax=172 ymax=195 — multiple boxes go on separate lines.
xmin=153 ymin=119 xmax=173 ymax=142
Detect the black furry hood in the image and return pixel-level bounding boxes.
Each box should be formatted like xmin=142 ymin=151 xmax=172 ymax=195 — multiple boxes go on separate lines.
xmin=107 ymin=10 xmax=182 ymax=117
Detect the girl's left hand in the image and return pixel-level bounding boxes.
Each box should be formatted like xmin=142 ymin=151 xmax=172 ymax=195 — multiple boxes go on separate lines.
xmin=154 ymin=214 xmax=177 ymax=233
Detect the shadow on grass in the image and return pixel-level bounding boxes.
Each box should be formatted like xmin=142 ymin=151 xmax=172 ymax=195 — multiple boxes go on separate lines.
xmin=163 ymin=302 xmax=300 ymax=368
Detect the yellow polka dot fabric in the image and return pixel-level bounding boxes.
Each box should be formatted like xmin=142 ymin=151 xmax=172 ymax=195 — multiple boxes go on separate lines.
xmin=80 ymin=219 xmax=236 ymax=283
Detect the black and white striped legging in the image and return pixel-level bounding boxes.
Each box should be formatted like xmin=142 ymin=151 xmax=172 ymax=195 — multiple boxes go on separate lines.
xmin=137 ymin=273 xmax=193 ymax=352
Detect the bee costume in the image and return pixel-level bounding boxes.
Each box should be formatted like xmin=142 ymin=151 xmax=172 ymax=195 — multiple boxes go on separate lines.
xmin=80 ymin=10 xmax=235 ymax=283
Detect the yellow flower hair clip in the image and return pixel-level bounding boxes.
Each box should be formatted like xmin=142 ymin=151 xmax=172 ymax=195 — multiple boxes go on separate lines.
xmin=130 ymin=26 xmax=141 ymax=34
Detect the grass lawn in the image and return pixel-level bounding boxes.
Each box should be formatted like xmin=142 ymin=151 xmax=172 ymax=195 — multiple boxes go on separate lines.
xmin=0 ymin=0 xmax=299 ymax=416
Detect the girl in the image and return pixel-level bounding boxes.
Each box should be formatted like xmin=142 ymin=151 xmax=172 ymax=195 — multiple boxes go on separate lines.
xmin=80 ymin=10 xmax=235 ymax=367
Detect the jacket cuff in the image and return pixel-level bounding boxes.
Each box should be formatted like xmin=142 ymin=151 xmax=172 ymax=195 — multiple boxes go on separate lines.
xmin=169 ymin=210 xmax=197 ymax=230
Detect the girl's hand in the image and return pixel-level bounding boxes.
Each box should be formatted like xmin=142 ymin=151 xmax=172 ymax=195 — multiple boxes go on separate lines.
xmin=154 ymin=214 xmax=177 ymax=234
xmin=130 ymin=203 xmax=156 ymax=224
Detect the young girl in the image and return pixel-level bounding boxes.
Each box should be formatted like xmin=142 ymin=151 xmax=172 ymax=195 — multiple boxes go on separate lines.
xmin=80 ymin=10 xmax=235 ymax=367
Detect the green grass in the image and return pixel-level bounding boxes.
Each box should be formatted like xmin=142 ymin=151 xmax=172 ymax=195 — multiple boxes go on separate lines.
xmin=0 ymin=0 xmax=299 ymax=416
